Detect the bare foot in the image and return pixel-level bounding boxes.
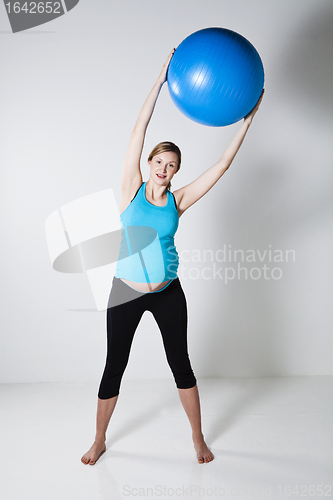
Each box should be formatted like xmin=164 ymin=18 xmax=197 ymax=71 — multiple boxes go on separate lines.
xmin=81 ymin=440 xmax=106 ymax=465
xmin=193 ymin=436 xmax=214 ymax=464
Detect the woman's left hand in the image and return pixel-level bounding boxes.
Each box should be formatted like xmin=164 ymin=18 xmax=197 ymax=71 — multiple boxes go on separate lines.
xmin=158 ymin=48 xmax=176 ymax=84
xmin=244 ymin=89 xmax=265 ymax=123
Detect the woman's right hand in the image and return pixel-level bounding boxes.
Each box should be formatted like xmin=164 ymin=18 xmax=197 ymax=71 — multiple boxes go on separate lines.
xmin=244 ymin=89 xmax=265 ymax=123
xmin=158 ymin=48 xmax=176 ymax=84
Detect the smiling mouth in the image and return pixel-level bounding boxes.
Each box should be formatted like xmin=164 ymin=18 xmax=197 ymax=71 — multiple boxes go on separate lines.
xmin=156 ymin=174 xmax=166 ymax=178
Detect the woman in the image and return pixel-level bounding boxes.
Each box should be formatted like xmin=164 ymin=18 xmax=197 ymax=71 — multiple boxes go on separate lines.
xmin=81 ymin=49 xmax=263 ymax=466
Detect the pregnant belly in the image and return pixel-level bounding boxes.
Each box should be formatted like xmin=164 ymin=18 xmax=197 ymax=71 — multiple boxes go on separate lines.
xmin=120 ymin=278 xmax=171 ymax=293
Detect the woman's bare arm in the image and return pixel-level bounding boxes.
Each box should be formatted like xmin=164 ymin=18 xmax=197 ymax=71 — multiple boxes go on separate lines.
xmin=173 ymin=90 xmax=265 ymax=217
xmin=119 ymin=49 xmax=175 ymax=212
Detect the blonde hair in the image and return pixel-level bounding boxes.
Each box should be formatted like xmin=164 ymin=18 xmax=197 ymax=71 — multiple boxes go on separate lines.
xmin=148 ymin=141 xmax=181 ymax=191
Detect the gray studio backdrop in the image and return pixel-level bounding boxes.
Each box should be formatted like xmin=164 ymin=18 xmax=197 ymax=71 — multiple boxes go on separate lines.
xmin=1 ymin=0 xmax=332 ymax=384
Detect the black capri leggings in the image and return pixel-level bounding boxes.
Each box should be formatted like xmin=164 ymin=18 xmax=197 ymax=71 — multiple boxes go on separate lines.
xmin=98 ymin=276 xmax=197 ymax=399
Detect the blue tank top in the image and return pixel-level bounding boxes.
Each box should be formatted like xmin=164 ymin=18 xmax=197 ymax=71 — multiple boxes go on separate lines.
xmin=114 ymin=182 xmax=180 ymax=283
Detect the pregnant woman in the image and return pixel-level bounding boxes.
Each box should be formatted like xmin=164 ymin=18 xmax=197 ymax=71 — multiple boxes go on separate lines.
xmin=81 ymin=49 xmax=263 ymax=466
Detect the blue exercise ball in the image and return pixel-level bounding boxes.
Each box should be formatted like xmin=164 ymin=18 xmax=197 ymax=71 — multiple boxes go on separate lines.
xmin=167 ymin=27 xmax=265 ymax=127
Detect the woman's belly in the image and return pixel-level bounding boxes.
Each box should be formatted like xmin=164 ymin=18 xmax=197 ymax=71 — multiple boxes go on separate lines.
xmin=119 ymin=278 xmax=171 ymax=293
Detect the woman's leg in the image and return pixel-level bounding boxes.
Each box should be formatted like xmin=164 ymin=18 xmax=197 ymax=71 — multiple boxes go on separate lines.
xmin=82 ymin=278 xmax=146 ymax=465
xmin=149 ymin=279 xmax=214 ymax=463
xmin=178 ymin=385 xmax=214 ymax=463
xmin=81 ymin=395 xmax=118 ymax=465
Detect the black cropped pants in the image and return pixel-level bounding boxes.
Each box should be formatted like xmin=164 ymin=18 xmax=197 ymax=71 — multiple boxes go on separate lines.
xmin=98 ymin=276 xmax=197 ymax=399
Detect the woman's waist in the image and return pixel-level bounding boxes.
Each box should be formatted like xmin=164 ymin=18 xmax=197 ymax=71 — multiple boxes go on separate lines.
xmin=118 ymin=278 xmax=173 ymax=293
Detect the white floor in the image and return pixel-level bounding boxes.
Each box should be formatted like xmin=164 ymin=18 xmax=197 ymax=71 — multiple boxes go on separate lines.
xmin=0 ymin=376 xmax=332 ymax=500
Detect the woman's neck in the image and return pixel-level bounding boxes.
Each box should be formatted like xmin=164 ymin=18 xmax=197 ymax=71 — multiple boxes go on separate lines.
xmin=146 ymin=178 xmax=168 ymax=201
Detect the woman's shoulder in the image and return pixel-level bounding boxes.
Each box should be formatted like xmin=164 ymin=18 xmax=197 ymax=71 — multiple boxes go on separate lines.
xmin=170 ymin=187 xmax=186 ymax=218
xmin=120 ymin=179 xmax=144 ymax=214
xmin=170 ymin=189 xmax=184 ymax=218
xmin=170 ymin=187 xmax=181 ymax=207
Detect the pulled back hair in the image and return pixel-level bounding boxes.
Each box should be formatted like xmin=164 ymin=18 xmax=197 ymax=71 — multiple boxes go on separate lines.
xmin=148 ymin=141 xmax=181 ymax=191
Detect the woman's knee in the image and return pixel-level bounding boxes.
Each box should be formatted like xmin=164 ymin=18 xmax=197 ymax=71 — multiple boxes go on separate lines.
xmin=98 ymin=371 xmax=123 ymax=399
xmin=173 ymin=368 xmax=197 ymax=389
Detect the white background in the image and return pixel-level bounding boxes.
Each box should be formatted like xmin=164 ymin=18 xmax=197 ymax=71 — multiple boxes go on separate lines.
xmin=0 ymin=0 xmax=332 ymax=384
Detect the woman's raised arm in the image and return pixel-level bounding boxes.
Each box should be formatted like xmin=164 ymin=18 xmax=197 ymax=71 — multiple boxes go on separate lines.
xmin=119 ymin=49 xmax=175 ymax=211
xmin=173 ymin=90 xmax=265 ymax=217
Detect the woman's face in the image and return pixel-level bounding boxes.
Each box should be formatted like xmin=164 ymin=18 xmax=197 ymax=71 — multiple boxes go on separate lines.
xmin=148 ymin=151 xmax=179 ymax=185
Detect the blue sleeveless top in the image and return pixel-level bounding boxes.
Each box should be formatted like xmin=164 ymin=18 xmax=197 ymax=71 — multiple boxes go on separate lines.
xmin=114 ymin=182 xmax=180 ymax=283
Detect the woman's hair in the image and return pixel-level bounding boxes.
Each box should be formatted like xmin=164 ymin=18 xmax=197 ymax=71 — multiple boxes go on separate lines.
xmin=147 ymin=141 xmax=181 ymax=191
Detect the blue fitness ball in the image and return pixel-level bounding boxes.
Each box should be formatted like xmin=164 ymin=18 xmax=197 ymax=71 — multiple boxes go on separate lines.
xmin=167 ymin=27 xmax=265 ymax=127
